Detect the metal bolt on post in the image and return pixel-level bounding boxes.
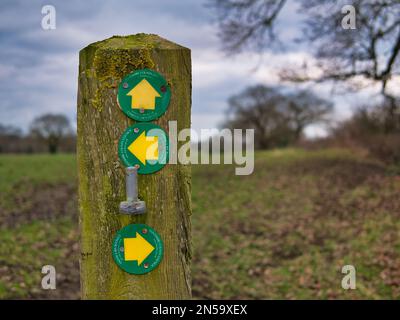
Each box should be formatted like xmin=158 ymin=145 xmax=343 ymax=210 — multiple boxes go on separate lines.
xmin=119 ymin=166 xmax=146 ymax=215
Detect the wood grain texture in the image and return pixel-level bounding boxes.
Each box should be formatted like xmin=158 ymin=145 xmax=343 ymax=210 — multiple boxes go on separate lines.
xmin=77 ymin=34 xmax=192 ymax=299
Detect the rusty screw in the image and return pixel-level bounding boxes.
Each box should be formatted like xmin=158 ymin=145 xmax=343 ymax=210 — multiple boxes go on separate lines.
xmin=160 ymin=85 xmax=166 ymax=93
xmin=134 ymin=127 xmax=139 ymax=133
xmin=123 ymin=82 xmax=129 ymax=89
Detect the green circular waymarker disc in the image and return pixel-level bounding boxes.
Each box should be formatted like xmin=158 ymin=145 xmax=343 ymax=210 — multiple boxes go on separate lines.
xmin=118 ymin=123 xmax=169 ymax=174
xmin=112 ymin=224 xmax=163 ymax=275
xmin=117 ymin=69 xmax=170 ymax=122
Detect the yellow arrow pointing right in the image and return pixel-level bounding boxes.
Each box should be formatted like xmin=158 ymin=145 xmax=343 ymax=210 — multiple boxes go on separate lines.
xmin=124 ymin=232 xmax=155 ymax=265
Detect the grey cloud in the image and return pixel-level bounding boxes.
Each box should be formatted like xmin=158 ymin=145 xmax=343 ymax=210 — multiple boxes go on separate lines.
xmin=0 ymin=0 xmax=362 ymax=138
xmin=0 ymin=0 xmax=224 ymax=133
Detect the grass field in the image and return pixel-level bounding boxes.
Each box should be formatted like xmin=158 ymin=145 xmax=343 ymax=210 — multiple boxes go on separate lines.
xmin=0 ymin=149 xmax=399 ymax=299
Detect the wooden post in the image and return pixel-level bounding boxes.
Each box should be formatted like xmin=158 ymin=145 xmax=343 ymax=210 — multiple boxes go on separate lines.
xmin=77 ymin=34 xmax=192 ymax=299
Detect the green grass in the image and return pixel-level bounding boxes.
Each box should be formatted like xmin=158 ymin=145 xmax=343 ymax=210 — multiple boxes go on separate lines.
xmin=0 ymin=154 xmax=79 ymax=299
xmin=191 ymin=148 xmax=400 ymax=299
xmin=0 ymin=149 xmax=399 ymax=299
xmin=0 ymin=154 xmax=76 ymax=209
xmin=0 ymin=154 xmax=76 ymax=188
xmin=0 ymin=218 xmax=76 ymax=299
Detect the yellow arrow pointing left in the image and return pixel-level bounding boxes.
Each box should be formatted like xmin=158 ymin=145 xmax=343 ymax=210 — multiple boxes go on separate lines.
xmin=124 ymin=232 xmax=155 ymax=265
xmin=128 ymin=131 xmax=158 ymax=165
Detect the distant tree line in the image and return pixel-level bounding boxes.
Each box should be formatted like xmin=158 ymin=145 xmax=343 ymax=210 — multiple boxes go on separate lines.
xmin=222 ymin=84 xmax=400 ymax=165
xmin=0 ymin=114 xmax=76 ymax=154
xmin=222 ymin=85 xmax=332 ymax=149
xmin=2 ymin=96 xmax=399 ymax=166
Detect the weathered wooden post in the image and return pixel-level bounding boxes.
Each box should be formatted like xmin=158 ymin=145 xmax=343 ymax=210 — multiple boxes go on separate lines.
xmin=77 ymin=34 xmax=192 ymax=299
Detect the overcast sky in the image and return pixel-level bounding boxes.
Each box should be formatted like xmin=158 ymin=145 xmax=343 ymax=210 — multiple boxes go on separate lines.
xmin=0 ymin=0 xmax=386 ymax=138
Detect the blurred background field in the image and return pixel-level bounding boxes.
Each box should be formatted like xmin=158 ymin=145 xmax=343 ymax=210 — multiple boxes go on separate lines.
xmin=1 ymin=0 xmax=400 ymax=300
xmin=1 ymin=149 xmax=399 ymax=299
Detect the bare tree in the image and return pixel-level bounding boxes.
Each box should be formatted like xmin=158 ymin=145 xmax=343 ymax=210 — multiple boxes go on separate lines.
xmin=210 ymin=0 xmax=287 ymax=53
xmin=286 ymin=90 xmax=333 ymax=139
xmin=30 ymin=114 xmax=72 ymax=154
xmin=211 ymin=0 xmax=400 ymax=123
xmin=223 ymin=85 xmax=332 ymax=149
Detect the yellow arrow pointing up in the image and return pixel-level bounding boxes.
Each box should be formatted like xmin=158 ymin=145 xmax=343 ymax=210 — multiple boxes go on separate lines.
xmin=124 ymin=232 xmax=155 ymax=265
xmin=128 ymin=131 xmax=158 ymax=165
xmin=127 ymin=79 xmax=161 ymax=110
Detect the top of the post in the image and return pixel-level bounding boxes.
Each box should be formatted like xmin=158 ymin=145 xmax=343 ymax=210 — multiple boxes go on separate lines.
xmin=81 ymin=33 xmax=189 ymax=52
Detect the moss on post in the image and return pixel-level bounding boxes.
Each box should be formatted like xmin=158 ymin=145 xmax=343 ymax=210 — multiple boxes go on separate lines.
xmin=77 ymin=34 xmax=192 ymax=299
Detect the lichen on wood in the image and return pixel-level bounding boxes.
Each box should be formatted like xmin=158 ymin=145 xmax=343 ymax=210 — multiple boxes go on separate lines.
xmin=77 ymin=34 xmax=192 ymax=299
